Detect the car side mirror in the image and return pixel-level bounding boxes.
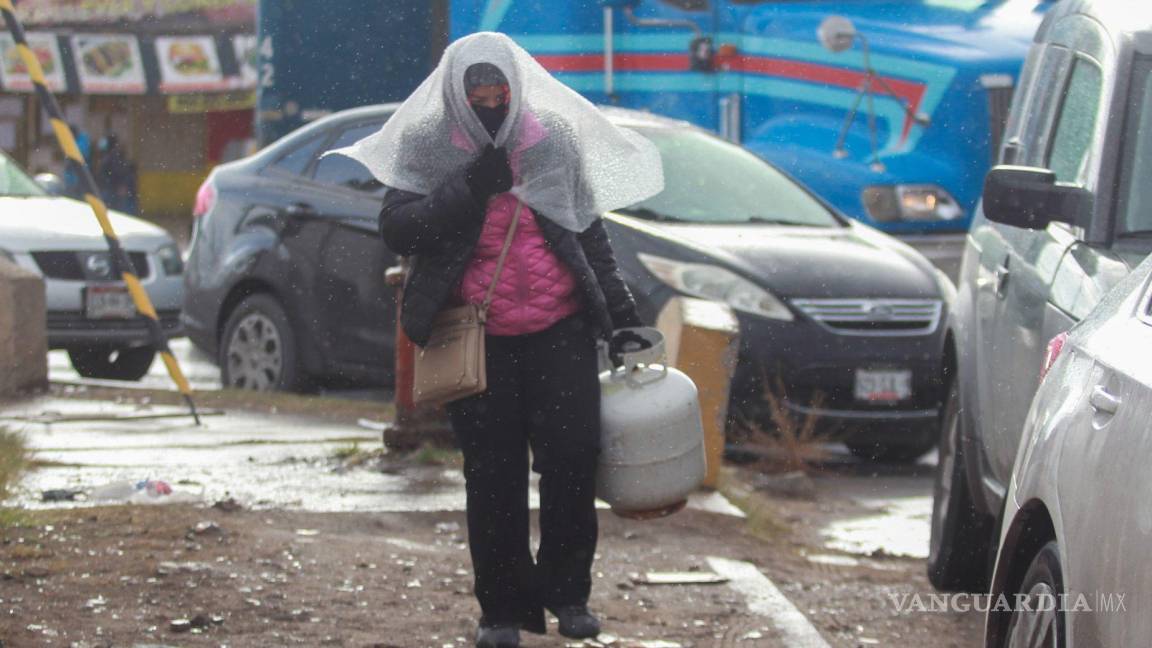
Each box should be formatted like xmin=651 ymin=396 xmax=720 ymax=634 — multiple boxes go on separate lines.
xmin=982 ymin=166 xmax=1091 ymax=230
xmin=34 ymin=172 xmax=66 ymax=196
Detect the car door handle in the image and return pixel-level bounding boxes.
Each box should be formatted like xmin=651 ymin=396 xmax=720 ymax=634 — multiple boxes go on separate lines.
xmin=285 ymin=202 xmax=317 ymax=218
xmin=994 ymin=261 xmax=1010 ymax=299
xmin=1089 ymin=386 xmax=1121 ymax=415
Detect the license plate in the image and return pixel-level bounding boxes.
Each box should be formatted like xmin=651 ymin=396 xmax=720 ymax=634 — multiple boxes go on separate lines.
xmin=854 ymin=369 xmax=912 ymax=402
xmin=85 ymin=284 xmax=136 ymax=319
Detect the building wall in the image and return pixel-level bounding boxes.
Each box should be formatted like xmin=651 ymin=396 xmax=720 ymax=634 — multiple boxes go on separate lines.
xmin=132 ymin=96 xmax=209 ymax=218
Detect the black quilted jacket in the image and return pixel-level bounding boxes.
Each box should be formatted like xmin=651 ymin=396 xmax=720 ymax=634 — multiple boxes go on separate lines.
xmin=379 ymin=170 xmax=642 ymax=347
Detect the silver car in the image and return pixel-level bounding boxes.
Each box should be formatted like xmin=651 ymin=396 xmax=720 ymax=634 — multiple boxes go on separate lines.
xmin=929 ymin=1 xmax=1152 ymax=593
xmin=0 ymin=152 xmax=183 ymax=380
xmin=986 ymin=256 xmax=1152 ymax=648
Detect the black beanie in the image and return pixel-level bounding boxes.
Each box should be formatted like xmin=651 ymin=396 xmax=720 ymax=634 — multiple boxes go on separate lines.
xmin=464 ymin=62 xmax=508 ymax=92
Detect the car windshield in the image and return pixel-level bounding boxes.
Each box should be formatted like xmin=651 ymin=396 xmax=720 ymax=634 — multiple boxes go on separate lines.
xmin=618 ymin=126 xmax=840 ymax=227
xmin=0 ymin=152 xmax=45 ymax=198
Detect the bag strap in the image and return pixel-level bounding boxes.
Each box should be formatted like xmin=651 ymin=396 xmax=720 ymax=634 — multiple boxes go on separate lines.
xmin=480 ymin=200 xmax=523 ymax=314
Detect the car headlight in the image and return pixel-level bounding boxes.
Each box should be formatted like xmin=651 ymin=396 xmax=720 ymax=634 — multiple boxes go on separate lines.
xmin=638 ymin=253 xmax=793 ymax=321
xmin=863 ymin=184 xmax=964 ymax=222
xmin=156 ymin=244 xmax=184 ymax=276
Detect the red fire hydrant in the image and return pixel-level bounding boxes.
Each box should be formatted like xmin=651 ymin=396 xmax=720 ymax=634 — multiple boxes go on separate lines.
xmin=384 ymin=261 xmax=453 ymax=450
xmin=385 ymin=262 xmax=417 ymax=424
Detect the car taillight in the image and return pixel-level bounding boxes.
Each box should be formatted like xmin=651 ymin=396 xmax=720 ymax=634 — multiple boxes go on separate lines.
xmin=1040 ymin=332 xmax=1069 ymax=382
xmin=193 ymin=177 xmax=217 ymax=218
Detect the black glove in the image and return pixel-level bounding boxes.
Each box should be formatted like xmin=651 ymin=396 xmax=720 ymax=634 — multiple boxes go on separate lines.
xmin=609 ymin=329 xmax=653 ymax=367
xmin=464 ymin=144 xmax=512 ymax=200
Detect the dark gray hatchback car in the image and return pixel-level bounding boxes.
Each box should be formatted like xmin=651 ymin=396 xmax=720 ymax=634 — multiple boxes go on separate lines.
xmin=929 ymin=0 xmax=1152 ymax=594
xmin=183 ymin=106 xmax=952 ymax=461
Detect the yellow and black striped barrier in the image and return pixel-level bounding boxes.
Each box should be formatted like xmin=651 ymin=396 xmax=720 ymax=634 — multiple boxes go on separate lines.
xmin=1 ymin=0 xmax=201 ymax=424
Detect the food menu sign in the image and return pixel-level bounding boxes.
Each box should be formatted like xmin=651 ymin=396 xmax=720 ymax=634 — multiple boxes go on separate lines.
xmin=0 ymin=32 xmax=66 ymax=92
xmin=13 ymin=0 xmax=256 ymax=25
xmin=156 ymin=35 xmax=226 ymax=92
xmin=71 ymin=33 xmax=146 ymax=94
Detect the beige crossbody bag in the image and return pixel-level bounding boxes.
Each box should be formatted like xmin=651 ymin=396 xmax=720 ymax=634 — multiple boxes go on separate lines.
xmin=412 ymin=201 xmax=523 ymax=406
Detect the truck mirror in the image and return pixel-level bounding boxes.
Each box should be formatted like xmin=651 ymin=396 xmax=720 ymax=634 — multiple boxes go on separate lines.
xmin=818 ymin=16 xmax=857 ymax=53
xmin=982 ymin=166 xmax=1091 ymax=231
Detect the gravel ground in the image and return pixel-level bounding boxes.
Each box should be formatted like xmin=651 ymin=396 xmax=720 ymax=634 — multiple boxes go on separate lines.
xmin=1 ymin=467 xmax=980 ymax=648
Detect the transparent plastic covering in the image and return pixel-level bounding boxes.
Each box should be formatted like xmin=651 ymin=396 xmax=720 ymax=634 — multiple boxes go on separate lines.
xmin=331 ymin=32 xmax=664 ymax=232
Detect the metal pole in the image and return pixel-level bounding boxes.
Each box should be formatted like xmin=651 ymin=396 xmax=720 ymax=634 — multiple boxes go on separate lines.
xmin=0 ymin=0 xmax=201 ymax=425
xmin=833 ymin=85 xmax=866 ymax=159
xmin=860 ymin=38 xmax=884 ymax=172
xmin=603 ymin=6 xmax=615 ymax=99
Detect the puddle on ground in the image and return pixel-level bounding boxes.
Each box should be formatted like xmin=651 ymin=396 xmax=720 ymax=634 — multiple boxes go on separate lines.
xmin=3 ymin=398 xmax=453 ymax=512
xmin=820 ymin=494 xmax=931 ymax=560
xmin=811 ymin=470 xmax=934 ymax=560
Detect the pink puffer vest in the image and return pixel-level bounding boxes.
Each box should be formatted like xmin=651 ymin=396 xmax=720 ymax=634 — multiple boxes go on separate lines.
xmin=457 ymin=194 xmax=581 ymax=336
xmin=454 ymin=112 xmax=581 ymax=336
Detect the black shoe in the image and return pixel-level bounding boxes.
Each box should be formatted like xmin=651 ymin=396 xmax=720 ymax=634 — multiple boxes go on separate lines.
xmin=476 ymin=624 xmax=520 ymax=648
xmin=548 ymin=605 xmax=601 ymax=639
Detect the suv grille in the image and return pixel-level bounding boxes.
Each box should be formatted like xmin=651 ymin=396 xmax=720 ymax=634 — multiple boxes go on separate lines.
xmin=987 ymin=85 xmax=1014 ymax=162
xmin=31 ymin=251 xmax=150 ymax=280
xmin=791 ymin=299 xmax=942 ymax=336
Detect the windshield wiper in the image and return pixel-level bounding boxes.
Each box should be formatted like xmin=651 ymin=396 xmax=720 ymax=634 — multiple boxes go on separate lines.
xmin=1117 ymin=229 xmax=1152 ymax=238
xmin=614 ymin=207 xmax=685 ymax=223
xmin=745 ymin=216 xmax=814 ymax=226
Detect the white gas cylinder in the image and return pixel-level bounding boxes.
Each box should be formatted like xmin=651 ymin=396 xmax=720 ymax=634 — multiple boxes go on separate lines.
xmin=597 ymin=328 xmax=706 ymax=517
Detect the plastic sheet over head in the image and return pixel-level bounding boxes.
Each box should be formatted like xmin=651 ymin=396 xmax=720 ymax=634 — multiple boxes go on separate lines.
xmin=331 ymin=32 xmax=664 ymax=232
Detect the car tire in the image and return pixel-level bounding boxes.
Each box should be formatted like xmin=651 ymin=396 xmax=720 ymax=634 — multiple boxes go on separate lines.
xmin=219 ymin=293 xmax=303 ymax=392
xmin=68 ymin=346 xmax=155 ymax=381
xmin=1001 ymin=541 xmax=1066 ymax=648
xmin=927 ymin=378 xmax=994 ymax=592
xmin=844 ymin=437 xmax=936 ymax=463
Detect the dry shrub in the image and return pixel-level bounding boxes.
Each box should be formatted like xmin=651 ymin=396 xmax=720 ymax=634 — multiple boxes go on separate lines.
xmin=736 ymin=374 xmax=832 ymax=473
xmin=0 ymin=427 xmax=30 ymax=500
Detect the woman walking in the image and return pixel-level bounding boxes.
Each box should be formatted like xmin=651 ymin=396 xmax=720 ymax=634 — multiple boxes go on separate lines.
xmin=335 ymin=32 xmax=663 ymax=647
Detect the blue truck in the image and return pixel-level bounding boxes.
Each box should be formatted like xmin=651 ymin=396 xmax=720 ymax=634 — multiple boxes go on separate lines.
xmin=257 ymin=0 xmax=1052 ymax=272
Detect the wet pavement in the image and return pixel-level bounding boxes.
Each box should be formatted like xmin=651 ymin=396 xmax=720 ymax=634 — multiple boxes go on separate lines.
xmin=48 ymin=338 xmax=389 ymax=401
xmin=3 ymin=392 xmax=935 ymax=561
xmin=2 ymin=397 xmax=390 ymax=511
xmin=45 ymin=337 xmax=940 ymax=561
xmin=1 ymin=396 xmax=743 ymax=519
xmin=8 ymin=390 xmax=935 ymax=563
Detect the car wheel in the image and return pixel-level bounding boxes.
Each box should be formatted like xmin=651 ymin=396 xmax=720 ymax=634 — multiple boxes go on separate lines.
xmin=927 ymin=378 xmax=993 ymax=591
xmin=1002 ymin=541 xmax=1066 ymax=648
xmin=219 ymin=294 xmax=302 ymax=392
xmin=844 ymin=437 xmax=936 ymax=463
xmin=68 ymin=346 xmax=155 ymax=381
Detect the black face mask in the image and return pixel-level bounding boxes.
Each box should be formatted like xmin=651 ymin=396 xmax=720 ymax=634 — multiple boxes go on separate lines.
xmin=472 ymin=104 xmax=508 ymax=138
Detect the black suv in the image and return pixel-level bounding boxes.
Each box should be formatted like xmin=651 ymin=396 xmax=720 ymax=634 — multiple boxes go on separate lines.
xmin=929 ymin=0 xmax=1152 ymax=592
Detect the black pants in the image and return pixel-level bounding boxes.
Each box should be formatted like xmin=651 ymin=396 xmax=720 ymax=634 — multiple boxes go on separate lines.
xmin=445 ymin=315 xmax=602 ymax=632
